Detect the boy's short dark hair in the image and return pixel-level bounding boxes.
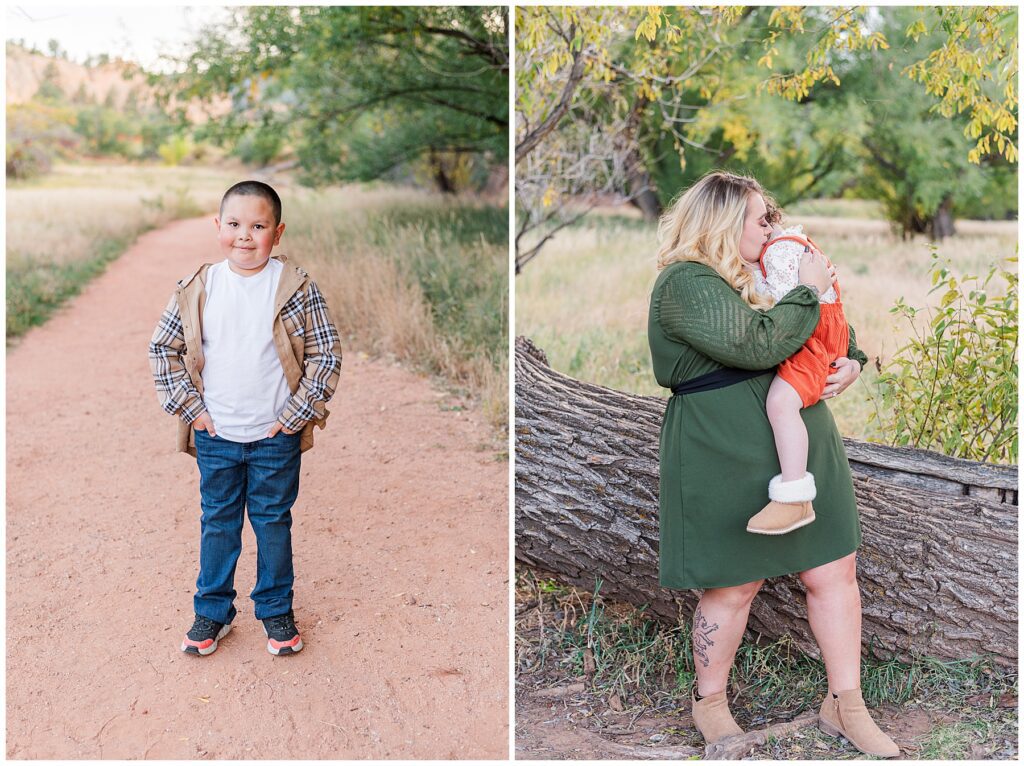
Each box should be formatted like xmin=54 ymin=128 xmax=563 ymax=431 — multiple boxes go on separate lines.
xmin=220 ymin=181 xmax=282 ymax=226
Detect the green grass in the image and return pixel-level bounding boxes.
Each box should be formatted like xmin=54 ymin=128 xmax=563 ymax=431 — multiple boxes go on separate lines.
xmin=553 ymin=584 xmax=1009 ymax=711
xmin=916 ymin=719 xmax=1004 ymax=759
xmin=369 ymin=205 xmax=508 ymax=379
xmin=6 ymin=180 xmax=208 ymax=339
xmin=369 ymin=204 xmax=507 ymax=247
xmin=7 ymin=234 xmax=140 ymax=337
xmin=786 ymin=198 xmax=887 ymax=219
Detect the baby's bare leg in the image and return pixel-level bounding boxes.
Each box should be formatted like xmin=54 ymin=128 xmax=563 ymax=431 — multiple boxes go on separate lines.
xmin=765 ymin=376 xmax=808 ymax=482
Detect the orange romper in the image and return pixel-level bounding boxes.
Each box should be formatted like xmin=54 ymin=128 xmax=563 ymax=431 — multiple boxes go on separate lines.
xmin=758 ymin=234 xmax=849 ymax=409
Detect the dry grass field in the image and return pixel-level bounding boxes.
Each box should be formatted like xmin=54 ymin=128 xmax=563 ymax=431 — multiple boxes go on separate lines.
xmin=6 ymin=163 xmax=241 ymax=337
xmin=515 ymin=201 xmax=1017 ymax=440
xmin=6 ymin=164 xmax=239 ymax=263
xmin=285 ymin=186 xmax=508 ymax=432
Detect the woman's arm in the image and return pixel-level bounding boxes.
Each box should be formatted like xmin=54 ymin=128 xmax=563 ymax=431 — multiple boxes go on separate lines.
xmin=655 ymin=263 xmax=821 ymax=370
xmin=845 ymin=323 xmax=869 ymax=369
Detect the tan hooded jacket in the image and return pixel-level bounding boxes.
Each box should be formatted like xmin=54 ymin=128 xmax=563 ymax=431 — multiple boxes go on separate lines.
xmin=149 ymin=255 xmax=342 ymax=457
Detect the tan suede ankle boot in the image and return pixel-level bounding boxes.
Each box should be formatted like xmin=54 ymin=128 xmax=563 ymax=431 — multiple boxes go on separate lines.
xmin=747 ymin=472 xmax=817 ymax=535
xmin=691 ymin=687 xmax=743 ymax=744
xmin=818 ymin=688 xmax=900 ymax=758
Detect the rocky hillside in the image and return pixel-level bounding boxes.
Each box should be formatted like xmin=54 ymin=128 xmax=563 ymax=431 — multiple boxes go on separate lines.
xmin=5 ymin=42 xmax=151 ymax=108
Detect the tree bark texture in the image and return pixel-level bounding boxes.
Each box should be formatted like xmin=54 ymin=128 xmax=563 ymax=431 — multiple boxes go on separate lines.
xmin=514 ymin=337 xmax=1018 ymax=667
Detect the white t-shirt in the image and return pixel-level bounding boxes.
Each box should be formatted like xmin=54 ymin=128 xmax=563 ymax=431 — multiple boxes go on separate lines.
xmin=201 ymin=259 xmax=292 ymax=442
xmin=753 ymin=224 xmax=838 ymax=305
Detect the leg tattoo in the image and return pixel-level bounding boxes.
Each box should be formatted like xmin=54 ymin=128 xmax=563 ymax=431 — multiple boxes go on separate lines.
xmin=693 ymin=604 xmax=720 ymax=668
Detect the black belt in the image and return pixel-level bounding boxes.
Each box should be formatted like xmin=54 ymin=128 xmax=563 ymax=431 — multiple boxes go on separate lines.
xmin=671 ymin=366 xmax=774 ymax=396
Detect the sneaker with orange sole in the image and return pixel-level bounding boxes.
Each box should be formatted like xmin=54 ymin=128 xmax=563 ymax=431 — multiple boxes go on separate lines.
xmin=262 ymin=610 xmax=303 ymax=655
xmin=181 ymin=614 xmax=231 ymax=656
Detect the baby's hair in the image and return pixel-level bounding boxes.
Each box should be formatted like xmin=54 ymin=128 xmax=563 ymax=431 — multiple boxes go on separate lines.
xmin=764 ymin=198 xmax=783 ymax=226
xmin=220 ymin=180 xmax=282 ymax=226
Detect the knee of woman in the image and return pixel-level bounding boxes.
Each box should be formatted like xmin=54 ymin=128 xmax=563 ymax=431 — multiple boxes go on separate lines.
xmin=707 ymin=579 xmax=763 ymax=608
xmin=801 ymin=556 xmax=857 ymax=593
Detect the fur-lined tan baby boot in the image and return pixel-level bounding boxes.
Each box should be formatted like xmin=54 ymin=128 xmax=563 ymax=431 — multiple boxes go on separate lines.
xmin=818 ymin=688 xmax=900 ymax=758
xmin=746 ymin=472 xmax=816 ymax=535
xmin=691 ymin=686 xmax=743 ymax=744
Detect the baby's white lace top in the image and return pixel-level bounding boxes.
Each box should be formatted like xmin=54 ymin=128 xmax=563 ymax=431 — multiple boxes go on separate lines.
xmin=753 ymin=224 xmax=838 ymax=305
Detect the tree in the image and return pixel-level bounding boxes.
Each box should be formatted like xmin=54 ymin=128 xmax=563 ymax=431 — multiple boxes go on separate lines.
xmin=160 ymin=6 xmax=507 ymax=190
xmin=515 ymin=6 xmax=746 ymax=271
xmin=743 ymin=6 xmax=1011 ymax=238
xmin=6 ymin=101 xmax=79 ymax=178
xmin=764 ymin=6 xmax=1018 ymax=238
xmin=74 ymin=105 xmax=129 ymax=156
xmin=515 ymin=6 xmax=1017 ymax=268
xmin=902 ymin=7 xmax=1018 ymax=165
xmin=642 ymin=7 xmax=871 ymax=214
xmin=71 ymin=82 xmax=91 ymax=105
xmin=34 ymin=61 xmax=64 ymax=103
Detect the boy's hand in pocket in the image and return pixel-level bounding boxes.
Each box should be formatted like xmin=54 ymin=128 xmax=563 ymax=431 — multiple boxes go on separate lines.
xmin=192 ymin=412 xmax=216 ymax=437
xmin=267 ymin=421 xmax=298 ymax=438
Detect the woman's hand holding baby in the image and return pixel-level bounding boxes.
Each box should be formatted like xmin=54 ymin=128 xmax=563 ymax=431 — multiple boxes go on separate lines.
xmin=798 ymin=249 xmax=833 ymax=295
xmin=822 ymin=357 xmax=861 ymax=399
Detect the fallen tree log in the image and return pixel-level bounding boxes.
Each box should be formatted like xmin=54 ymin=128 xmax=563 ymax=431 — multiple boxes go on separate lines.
xmin=514 ymin=337 xmax=1018 ymax=667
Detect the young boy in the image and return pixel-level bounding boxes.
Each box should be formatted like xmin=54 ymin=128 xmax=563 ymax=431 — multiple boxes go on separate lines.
xmin=149 ymin=180 xmax=342 ymax=656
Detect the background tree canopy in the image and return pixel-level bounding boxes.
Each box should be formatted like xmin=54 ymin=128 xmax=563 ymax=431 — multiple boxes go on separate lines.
xmin=515 ymin=5 xmax=1017 ymax=268
xmin=160 ymin=6 xmax=508 ymax=191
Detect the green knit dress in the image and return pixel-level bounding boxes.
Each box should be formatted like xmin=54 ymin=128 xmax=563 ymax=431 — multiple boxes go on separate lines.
xmin=648 ymin=261 xmax=869 ymax=590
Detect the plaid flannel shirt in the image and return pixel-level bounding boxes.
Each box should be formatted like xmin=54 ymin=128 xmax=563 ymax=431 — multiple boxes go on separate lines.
xmin=149 ymin=259 xmax=342 ymax=437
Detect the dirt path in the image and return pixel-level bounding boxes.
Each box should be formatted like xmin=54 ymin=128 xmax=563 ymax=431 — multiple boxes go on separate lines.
xmin=6 ymin=216 xmax=509 ymax=759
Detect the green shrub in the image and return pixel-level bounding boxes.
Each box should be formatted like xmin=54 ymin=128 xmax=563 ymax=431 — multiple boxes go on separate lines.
xmin=74 ymin=105 xmax=130 ymax=155
xmin=6 ymin=102 xmax=79 ymax=179
xmin=870 ymin=249 xmax=1017 ymax=463
xmin=368 ymin=205 xmax=508 ymax=372
xmin=158 ymin=134 xmax=194 ymax=166
xmin=231 ymin=128 xmax=283 ymax=166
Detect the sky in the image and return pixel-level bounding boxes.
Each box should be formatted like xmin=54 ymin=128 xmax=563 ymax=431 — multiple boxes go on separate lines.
xmin=5 ymin=5 xmax=232 ymax=73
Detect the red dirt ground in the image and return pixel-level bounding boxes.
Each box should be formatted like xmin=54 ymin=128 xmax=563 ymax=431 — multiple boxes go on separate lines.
xmin=6 ymin=216 xmax=509 ymax=759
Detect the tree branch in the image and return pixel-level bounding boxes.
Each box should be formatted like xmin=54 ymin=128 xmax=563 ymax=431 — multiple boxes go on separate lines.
xmin=515 ymin=46 xmax=588 ymax=162
xmin=416 ymin=23 xmax=509 ymax=71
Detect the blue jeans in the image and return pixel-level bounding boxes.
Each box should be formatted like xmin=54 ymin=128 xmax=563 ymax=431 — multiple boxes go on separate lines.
xmin=193 ymin=428 xmax=302 ymax=624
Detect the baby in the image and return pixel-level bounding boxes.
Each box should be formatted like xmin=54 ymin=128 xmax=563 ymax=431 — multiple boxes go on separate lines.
xmin=746 ymin=221 xmax=851 ymax=535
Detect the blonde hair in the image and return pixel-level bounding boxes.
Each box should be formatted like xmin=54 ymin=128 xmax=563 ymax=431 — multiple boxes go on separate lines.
xmin=656 ymin=170 xmax=775 ymax=310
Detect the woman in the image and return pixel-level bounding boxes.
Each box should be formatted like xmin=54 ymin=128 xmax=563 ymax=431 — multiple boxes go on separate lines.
xmin=647 ymin=170 xmax=899 ymax=758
